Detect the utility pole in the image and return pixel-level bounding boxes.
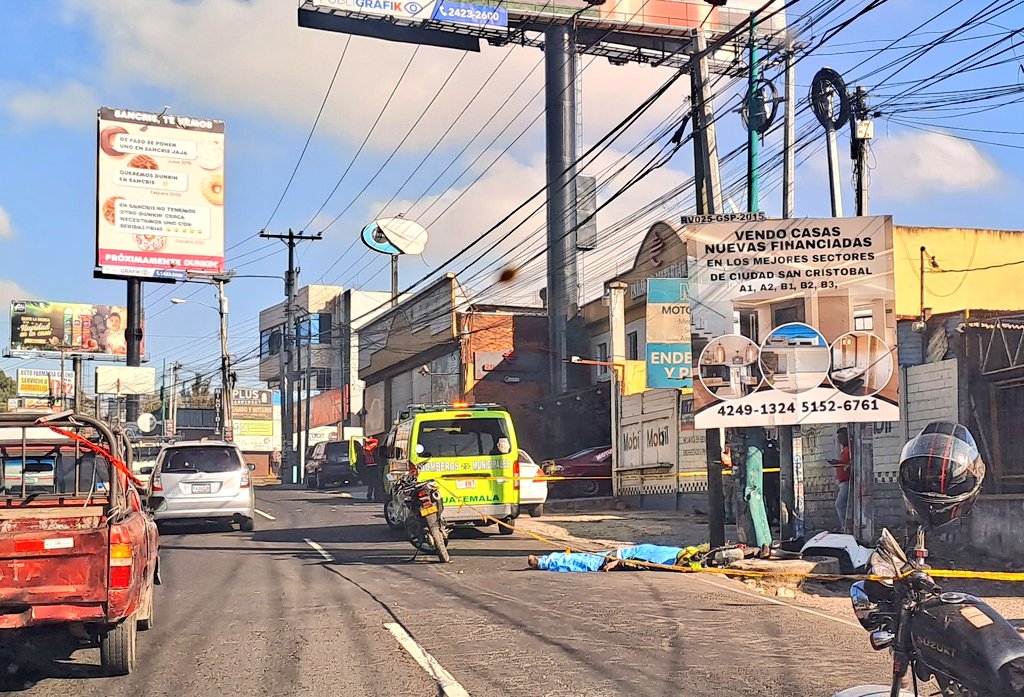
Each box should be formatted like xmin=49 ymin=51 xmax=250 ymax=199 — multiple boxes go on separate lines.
xmin=125 ymin=278 xmax=143 ymax=423
xmin=160 ymin=359 xmax=167 ymax=436
xmin=746 ymin=16 xmax=760 ymax=213
xmin=305 ymin=327 xmax=313 ymax=471
xmin=295 ymin=315 xmax=303 ymax=468
xmin=782 ymin=40 xmax=796 ymax=219
xmin=544 ymin=25 xmax=579 ymax=395
xmin=607 ymin=281 xmax=627 ymax=500
xmin=72 ymin=354 xmax=83 ymax=413
xmin=217 ymin=277 xmax=233 ymax=441
xmin=692 ymin=30 xmax=725 ymax=547
xmin=261 ymin=229 xmax=322 ymax=485
xmin=851 ymin=86 xmax=872 ymax=218
xmin=169 ymin=361 xmax=181 ymax=438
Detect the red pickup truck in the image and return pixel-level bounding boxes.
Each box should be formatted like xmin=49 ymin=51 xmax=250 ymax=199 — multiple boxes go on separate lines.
xmin=0 ymin=412 xmax=159 ymax=675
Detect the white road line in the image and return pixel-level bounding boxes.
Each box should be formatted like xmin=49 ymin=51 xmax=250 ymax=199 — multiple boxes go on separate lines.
xmin=254 ymin=508 xmax=276 ymax=520
xmin=691 ymin=574 xmax=862 ymax=629
xmin=384 ymin=622 xmax=471 ymax=697
xmin=303 ymin=538 xmax=334 ymax=562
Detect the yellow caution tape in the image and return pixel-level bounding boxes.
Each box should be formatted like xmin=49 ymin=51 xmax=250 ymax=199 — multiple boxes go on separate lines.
xmin=432 ymin=468 xmax=780 ymax=483
xmin=430 ymin=480 xmax=1024 ymax=584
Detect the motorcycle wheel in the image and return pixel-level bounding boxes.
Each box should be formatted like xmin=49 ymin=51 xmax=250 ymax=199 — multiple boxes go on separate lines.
xmin=426 ymin=517 xmax=450 ymax=563
xmin=405 ymin=518 xmax=436 ymax=554
xmin=384 ymin=493 xmax=405 ymax=531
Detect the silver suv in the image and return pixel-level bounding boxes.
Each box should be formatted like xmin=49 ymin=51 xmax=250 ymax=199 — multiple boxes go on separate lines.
xmin=147 ymin=441 xmax=256 ymax=532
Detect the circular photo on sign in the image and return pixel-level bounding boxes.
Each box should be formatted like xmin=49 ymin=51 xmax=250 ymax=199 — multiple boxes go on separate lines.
xmin=828 ymin=331 xmax=894 ymax=397
xmin=759 ymin=323 xmax=830 ymax=394
xmin=698 ymin=335 xmax=762 ymax=400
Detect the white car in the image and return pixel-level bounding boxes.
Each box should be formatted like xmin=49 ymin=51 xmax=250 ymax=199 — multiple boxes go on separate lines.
xmin=518 ymin=450 xmax=547 ymax=517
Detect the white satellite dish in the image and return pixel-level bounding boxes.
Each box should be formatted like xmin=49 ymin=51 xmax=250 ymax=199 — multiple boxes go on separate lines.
xmin=376 ymin=217 xmax=428 ymax=255
xmin=137 ymin=413 xmax=157 ymax=434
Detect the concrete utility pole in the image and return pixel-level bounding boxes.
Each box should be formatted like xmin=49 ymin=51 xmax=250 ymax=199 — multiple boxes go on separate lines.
xmin=782 ymin=40 xmax=796 ymax=219
xmin=72 ymin=355 xmax=83 ymax=413
xmin=125 ymin=279 xmax=144 ymax=423
xmin=544 ymin=25 xmax=579 ymax=395
xmin=169 ymin=361 xmax=181 ymax=438
xmin=850 ymin=85 xmax=874 ymax=543
xmin=746 ymin=16 xmax=760 ymax=213
xmin=260 ymin=229 xmax=322 ymax=485
xmin=692 ymin=31 xmax=726 ymax=548
xmin=217 ymin=278 xmax=233 ymax=441
xmin=607 ymin=281 xmax=628 ymax=499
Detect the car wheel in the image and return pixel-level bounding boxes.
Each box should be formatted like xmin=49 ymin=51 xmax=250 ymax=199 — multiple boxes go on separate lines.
xmin=316 ymin=471 xmax=324 ymax=490
xmin=529 ymin=504 xmax=544 ymax=518
xmin=239 ymin=516 xmax=255 ymax=532
xmin=498 ymin=517 xmax=515 ymax=535
xmin=384 ymin=493 xmax=405 ymax=530
xmin=99 ymin=614 xmax=137 ymax=676
xmin=576 ymin=480 xmax=600 ymax=498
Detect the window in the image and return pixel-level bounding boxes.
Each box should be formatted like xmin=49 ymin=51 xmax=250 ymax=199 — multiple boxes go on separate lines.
xmin=853 ymin=308 xmax=874 ymax=332
xmin=310 ymin=368 xmax=333 ymax=390
xmin=597 ymin=342 xmax=609 ymax=376
xmin=626 ymin=331 xmax=639 ymax=361
xmin=160 ymin=446 xmax=242 ymax=473
xmin=415 ymin=418 xmax=510 ymax=458
xmin=298 ymin=313 xmax=333 ymax=346
xmin=260 ymin=327 xmax=282 ymax=358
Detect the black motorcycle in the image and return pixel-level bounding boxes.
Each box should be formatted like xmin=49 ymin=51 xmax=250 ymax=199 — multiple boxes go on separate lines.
xmin=396 ymin=473 xmax=450 ymax=563
xmin=849 ymin=526 xmax=1024 ymax=696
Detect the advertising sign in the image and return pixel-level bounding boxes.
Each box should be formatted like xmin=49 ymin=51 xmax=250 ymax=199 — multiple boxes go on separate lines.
xmin=231 ymin=388 xmax=275 ymax=452
xmin=687 ymin=216 xmax=899 ymax=428
xmin=16 ymin=370 xmax=75 ymax=398
xmin=10 ymin=300 xmax=135 ymax=358
xmin=645 ymin=279 xmax=692 ymax=391
xmin=95 ymin=366 xmax=157 ymax=395
xmin=96 ymin=107 xmax=225 ymax=279
xmin=312 ymin=0 xmax=507 ymax=27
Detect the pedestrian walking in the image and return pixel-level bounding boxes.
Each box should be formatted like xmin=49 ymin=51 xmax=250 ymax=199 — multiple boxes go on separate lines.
xmin=829 ymin=427 xmax=852 ymax=532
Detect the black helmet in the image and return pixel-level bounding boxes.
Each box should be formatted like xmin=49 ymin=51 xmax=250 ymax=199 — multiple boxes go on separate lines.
xmin=898 ymin=421 xmax=985 ymax=528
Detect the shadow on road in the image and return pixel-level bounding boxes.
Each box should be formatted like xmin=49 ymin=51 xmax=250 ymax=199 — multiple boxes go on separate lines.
xmin=0 ymin=628 xmax=106 ymax=692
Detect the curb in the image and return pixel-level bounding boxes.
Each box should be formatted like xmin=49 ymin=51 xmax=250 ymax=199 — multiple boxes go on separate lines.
xmin=543 ymin=496 xmax=618 ymax=514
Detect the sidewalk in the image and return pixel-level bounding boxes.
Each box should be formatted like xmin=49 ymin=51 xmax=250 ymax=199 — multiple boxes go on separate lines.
xmin=520 ymin=508 xmax=736 ymax=549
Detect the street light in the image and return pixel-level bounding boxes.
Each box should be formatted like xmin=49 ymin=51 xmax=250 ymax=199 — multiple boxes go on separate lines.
xmin=169 ymin=281 xmax=233 ymax=441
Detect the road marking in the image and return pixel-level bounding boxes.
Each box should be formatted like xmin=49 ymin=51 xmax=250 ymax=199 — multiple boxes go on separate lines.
xmin=384 ymin=622 xmax=470 ymax=697
xmin=691 ymin=575 xmax=862 ymax=629
xmin=254 ymin=508 xmax=276 ymax=520
xmin=303 ymin=538 xmax=334 ymax=562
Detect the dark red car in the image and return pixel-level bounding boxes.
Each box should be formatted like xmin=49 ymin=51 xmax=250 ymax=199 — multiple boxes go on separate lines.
xmin=542 ymin=445 xmax=613 ymax=498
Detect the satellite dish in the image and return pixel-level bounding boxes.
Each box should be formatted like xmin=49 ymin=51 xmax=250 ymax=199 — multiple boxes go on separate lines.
xmin=137 ymin=413 xmax=157 ymax=434
xmin=360 ymin=217 xmax=428 ymax=256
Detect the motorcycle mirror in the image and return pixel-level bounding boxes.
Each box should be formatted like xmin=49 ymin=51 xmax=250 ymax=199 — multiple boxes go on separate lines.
xmin=869 ymin=630 xmax=895 ymax=651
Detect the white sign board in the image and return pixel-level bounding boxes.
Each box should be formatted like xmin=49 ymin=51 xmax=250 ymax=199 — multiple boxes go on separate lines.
xmin=95 ymin=366 xmax=157 ymax=395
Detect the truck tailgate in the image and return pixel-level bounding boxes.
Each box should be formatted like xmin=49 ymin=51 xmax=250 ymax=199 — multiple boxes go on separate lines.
xmin=0 ymin=507 xmax=108 ymax=607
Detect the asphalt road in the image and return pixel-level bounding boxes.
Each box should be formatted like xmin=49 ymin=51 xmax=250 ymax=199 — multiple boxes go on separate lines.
xmin=1 ymin=487 xmax=894 ymax=696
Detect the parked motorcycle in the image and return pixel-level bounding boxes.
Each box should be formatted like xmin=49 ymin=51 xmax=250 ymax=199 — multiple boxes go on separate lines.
xmin=396 ymin=472 xmax=450 ymax=563
xmin=842 ymin=421 xmax=1024 ymax=697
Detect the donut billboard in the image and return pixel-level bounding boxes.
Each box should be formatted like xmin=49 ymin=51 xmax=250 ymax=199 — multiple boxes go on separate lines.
xmin=96 ymin=107 xmax=225 ymax=280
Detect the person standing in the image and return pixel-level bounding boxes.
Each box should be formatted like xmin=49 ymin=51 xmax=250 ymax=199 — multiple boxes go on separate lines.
xmin=829 ymin=427 xmax=852 ymax=532
xmin=362 ymin=437 xmax=380 ymax=502
xmin=270 ymin=448 xmax=282 ymax=479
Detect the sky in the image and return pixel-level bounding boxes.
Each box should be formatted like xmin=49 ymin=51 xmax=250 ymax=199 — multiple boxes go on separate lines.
xmin=1 ymin=0 xmax=1021 ymax=391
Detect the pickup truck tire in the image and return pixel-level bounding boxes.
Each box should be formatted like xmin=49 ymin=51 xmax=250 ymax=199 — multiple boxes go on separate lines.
xmin=138 ymin=585 xmax=156 ymax=631
xmin=100 ymin=613 xmax=137 ymax=676
xmin=239 ymin=516 xmax=255 ymax=532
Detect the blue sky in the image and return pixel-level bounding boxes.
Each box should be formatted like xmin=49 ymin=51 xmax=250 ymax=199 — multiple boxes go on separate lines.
xmin=1 ymin=0 xmax=1021 ymax=389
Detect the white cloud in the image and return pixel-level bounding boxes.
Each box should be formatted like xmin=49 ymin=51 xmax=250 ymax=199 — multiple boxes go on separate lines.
xmin=2 ymin=80 xmax=98 ymax=129
xmin=872 ymin=130 xmax=1002 ymax=200
xmin=59 ymin=0 xmax=680 ymax=151
xmin=0 ymin=206 xmax=13 ymax=238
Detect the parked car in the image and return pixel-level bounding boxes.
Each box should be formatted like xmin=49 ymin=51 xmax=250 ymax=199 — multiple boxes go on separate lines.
xmin=542 ymin=445 xmax=613 ymax=498
xmin=147 ymin=440 xmax=257 ymax=532
xmin=518 ymin=450 xmax=547 ymax=517
xmin=305 ymin=440 xmax=358 ymax=489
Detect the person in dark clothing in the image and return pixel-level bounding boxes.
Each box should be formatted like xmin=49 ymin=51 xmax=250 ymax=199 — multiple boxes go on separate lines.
xmin=362 ymin=437 xmax=381 ymax=502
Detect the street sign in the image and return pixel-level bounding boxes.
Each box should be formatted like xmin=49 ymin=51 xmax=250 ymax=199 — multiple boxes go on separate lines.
xmin=645 ymin=278 xmax=692 ymax=391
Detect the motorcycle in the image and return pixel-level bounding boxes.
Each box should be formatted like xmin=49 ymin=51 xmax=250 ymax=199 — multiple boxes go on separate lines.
xmin=396 ymin=472 xmax=450 ymax=563
xmin=847 ymin=526 xmax=1024 ymax=696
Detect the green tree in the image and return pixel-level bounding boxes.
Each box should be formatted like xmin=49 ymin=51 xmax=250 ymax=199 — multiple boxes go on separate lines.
xmin=0 ymin=370 xmax=16 ymax=411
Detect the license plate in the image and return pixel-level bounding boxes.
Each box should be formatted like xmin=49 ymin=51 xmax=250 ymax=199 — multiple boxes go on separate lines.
xmin=191 ymin=483 xmax=212 ymax=494
xmin=456 ymin=480 xmax=475 ymax=489
xmin=24 ymin=476 xmax=38 ymax=485
xmin=420 ymin=504 xmax=438 ymax=516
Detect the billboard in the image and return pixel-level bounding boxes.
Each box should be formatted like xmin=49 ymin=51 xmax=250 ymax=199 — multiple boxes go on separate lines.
xmin=95 ymin=366 xmax=157 ymax=395
xmin=645 ymin=279 xmax=692 ymax=391
xmin=507 ymin=0 xmax=785 ymax=34
xmin=687 ymin=216 xmax=898 ymax=429
xmin=312 ymin=0 xmax=507 ymax=28
xmin=16 ymin=370 xmax=75 ymax=399
xmin=232 ymin=388 xmax=276 ymax=452
xmin=96 ymin=107 xmax=225 ymax=280
xmin=10 ymin=300 xmax=136 ymax=358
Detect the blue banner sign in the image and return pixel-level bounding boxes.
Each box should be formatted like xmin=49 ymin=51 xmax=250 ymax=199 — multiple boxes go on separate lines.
xmin=431 ymin=0 xmax=507 ymax=27
xmin=645 ymin=278 xmax=692 ymax=391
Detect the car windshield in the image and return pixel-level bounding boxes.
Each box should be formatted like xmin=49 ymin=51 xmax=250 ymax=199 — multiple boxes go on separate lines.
xmin=416 ymin=418 xmax=511 ymax=458
xmin=134 ymin=446 xmax=162 ymax=461
xmin=564 ymin=446 xmax=612 ymax=460
xmin=161 ymin=446 xmax=241 ymax=473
